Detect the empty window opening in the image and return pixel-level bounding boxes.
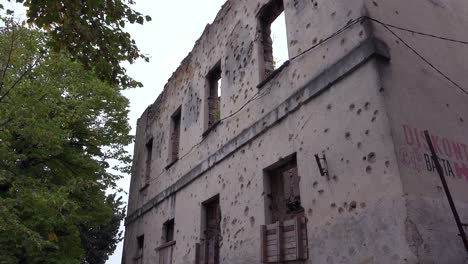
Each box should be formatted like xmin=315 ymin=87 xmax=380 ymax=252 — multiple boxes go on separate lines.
xmin=207 ymin=61 xmax=222 ymax=128
xmin=163 ymin=219 xmax=175 ymax=243
xmin=198 ymin=196 xmax=221 ymax=264
xmin=144 ymin=138 xmax=153 ymax=184
xmin=135 ymin=234 xmax=144 ymax=262
xmin=264 ymin=154 xmax=303 ymax=224
xmin=170 ymin=107 xmax=181 ymax=163
xmin=258 ymin=0 xmax=288 ymax=79
xmin=137 ymin=235 xmax=145 ymax=250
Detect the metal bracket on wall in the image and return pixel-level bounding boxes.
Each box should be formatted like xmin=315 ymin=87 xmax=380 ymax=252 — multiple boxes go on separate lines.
xmin=314 ymin=153 xmax=329 ymax=177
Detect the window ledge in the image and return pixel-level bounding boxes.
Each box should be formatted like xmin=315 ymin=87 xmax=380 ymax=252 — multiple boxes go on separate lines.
xmin=165 ymin=159 xmax=179 ymax=170
xmin=202 ymin=120 xmax=221 ymax=138
xmin=155 ymin=240 xmax=176 ymax=251
xmin=257 ymin=60 xmax=290 ymax=89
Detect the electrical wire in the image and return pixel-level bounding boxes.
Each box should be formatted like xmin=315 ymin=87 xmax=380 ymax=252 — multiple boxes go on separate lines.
xmin=369 ymin=17 xmax=468 ymax=96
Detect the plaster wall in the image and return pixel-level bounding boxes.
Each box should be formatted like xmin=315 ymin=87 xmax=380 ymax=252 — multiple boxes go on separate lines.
xmin=367 ymin=0 xmax=468 ymax=263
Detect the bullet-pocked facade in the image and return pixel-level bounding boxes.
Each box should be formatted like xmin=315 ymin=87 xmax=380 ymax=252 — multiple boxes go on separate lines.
xmin=123 ymin=0 xmax=468 ymax=263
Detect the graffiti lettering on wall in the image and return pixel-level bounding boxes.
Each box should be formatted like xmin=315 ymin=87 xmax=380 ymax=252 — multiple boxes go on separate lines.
xmin=399 ymin=125 xmax=468 ymax=183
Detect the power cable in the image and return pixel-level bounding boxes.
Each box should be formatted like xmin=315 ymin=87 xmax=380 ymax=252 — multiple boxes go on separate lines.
xmin=369 ymin=17 xmax=468 ymax=96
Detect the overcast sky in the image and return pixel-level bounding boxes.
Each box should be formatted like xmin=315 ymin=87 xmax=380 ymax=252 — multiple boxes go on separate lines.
xmin=107 ymin=1 xmax=227 ymax=263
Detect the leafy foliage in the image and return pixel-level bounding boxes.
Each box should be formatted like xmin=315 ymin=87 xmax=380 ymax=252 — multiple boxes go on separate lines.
xmin=1 ymin=0 xmax=151 ymax=89
xmin=0 ymin=21 xmax=131 ymax=264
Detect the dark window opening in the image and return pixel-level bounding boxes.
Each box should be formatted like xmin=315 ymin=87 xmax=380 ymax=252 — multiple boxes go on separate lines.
xmin=258 ymin=0 xmax=288 ymax=80
xmin=264 ymin=154 xmax=303 ymax=224
xmin=197 ymin=195 xmax=221 ymax=264
xmin=163 ymin=219 xmax=175 ymax=243
xmin=144 ymin=138 xmax=153 ymax=184
xmin=170 ymin=107 xmax=181 ymax=163
xmin=137 ymin=235 xmax=145 ymax=250
xmin=207 ymin=61 xmax=222 ymax=128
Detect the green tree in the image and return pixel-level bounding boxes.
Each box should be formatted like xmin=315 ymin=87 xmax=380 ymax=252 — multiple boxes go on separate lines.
xmin=0 ymin=21 xmax=131 ymax=264
xmin=1 ymin=0 xmax=151 ymax=89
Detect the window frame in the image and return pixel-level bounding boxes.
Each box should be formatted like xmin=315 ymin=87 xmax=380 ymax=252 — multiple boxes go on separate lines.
xmin=203 ymin=60 xmax=222 ymax=136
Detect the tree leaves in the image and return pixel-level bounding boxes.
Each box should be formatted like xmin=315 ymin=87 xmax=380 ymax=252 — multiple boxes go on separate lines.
xmin=0 ymin=22 xmax=130 ymax=263
xmin=1 ymin=0 xmax=151 ymax=89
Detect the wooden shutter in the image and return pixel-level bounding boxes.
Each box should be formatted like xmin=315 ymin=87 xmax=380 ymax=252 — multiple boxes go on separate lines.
xmin=261 ymin=216 xmax=308 ymax=263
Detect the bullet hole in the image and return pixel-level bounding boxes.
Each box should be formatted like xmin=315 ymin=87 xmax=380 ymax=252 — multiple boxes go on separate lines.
xmin=357 ymin=109 xmax=362 ymax=115
xmin=331 ymin=12 xmax=336 ymax=17
xmin=360 ymin=202 xmax=366 ymax=208
xmin=313 ymin=181 xmax=318 ymax=188
xmin=366 ymin=165 xmax=372 ymax=174
xmin=363 ymin=156 xmax=367 ymax=161
xmin=332 ymin=175 xmax=338 ymax=182
xmin=367 ymin=152 xmax=376 ymax=163
xmin=359 ymin=30 xmax=364 ymax=37
xmin=324 ymin=128 xmax=329 ymax=133
xmin=327 ymin=104 xmax=332 ymax=110
xmin=345 ymin=132 xmax=351 ymax=140
xmin=338 ymin=207 xmax=344 ymax=213
xmin=349 ymin=103 xmax=355 ymax=111
xmin=331 ymin=203 xmax=336 ymax=208
xmin=372 ymin=1 xmax=378 ymax=7
xmin=379 ymin=87 xmax=384 ymax=93
xmin=349 ymin=201 xmax=357 ymax=211
xmin=385 ymin=161 xmax=390 ymax=168
xmin=373 ymin=110 xmax=379 ymax=116
xmin=244 ymin=206 xmax=249 ymax=216
xmin=250 ymin=216 xmax=255 ymax=227
xmin=364 ymin=102 xmax=370 ymax=111
xmin=357 ymin=142 xmax=362 ymax=149
xmin=306 ymin=23 xmax=311 ymax=29
xmin=371 ymin=116 xmax=376 ymax=122
xmin=446 ymin=103 xmax=450 ymax=108
xmin=365 ymin=129 xmax=370 ymax=136
xmin=341 ymin=38 xmax=346 ymax=45
xmin=318 ymin=189 xmax=324 ymax=194
xmin=308 ymin=208 xmax=313 ymax=215
xmin=460 ymin=117 xmax=464 ymax=123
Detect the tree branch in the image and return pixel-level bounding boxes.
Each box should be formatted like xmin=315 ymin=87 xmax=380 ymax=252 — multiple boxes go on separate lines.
xmin=0 ymin=22 xmax=15 ymax=94
xmin=0 ymin=53 xmax=43 ymax=104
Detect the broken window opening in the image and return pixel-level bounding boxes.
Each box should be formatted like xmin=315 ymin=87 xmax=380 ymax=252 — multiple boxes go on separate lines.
xmin=196 ymin=195 xmax=221 ymax=264
xmin=170 ymin=107 xmax=181 ymax=163
xmin=144 ymin=138 xmax=153 ymax=186
xmin=137 ymin=235 xmax=144 ymax=250
xmin=163 ymin=219 xmax=175 ymax=243
xmin=158 ymin=219 xmax=176 ymax=264
xmin=134 ymin=234 xmax=144 ymax=263
xmin=258 ymin=0 xmax=288 ymax=80
xmin=207 ymin=61 xmax=222 ymax=129
xmin=264 ymin=154 xmax=303 ymax=224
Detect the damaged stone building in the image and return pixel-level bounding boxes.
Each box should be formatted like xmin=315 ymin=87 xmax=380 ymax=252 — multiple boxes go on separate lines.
xmin=122 ymin=0 xmax=468 ymax=263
